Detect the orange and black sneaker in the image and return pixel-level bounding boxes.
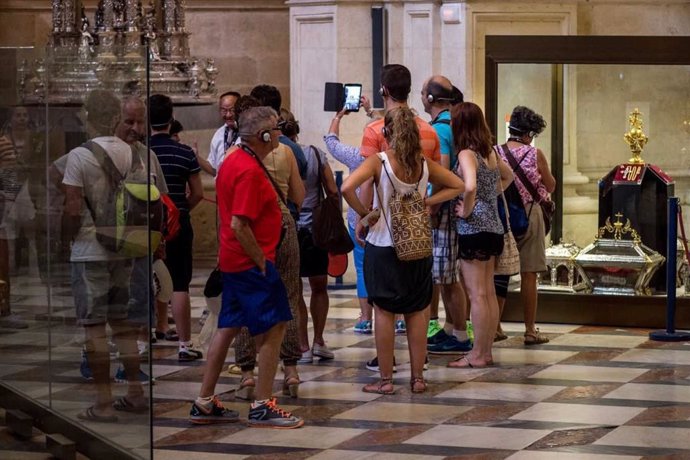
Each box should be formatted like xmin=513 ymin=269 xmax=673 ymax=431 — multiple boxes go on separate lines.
xmin=189 ymin=396 xmax=239 ymax=424
xmin=247 ymin=397 xmax=304 ymax=429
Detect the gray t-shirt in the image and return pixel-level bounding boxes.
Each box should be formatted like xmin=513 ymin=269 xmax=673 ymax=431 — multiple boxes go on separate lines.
xmin=297 ymin=144 xmax=329 ymax=230
xmin=62 ymin=136 xmax=168 ymax=262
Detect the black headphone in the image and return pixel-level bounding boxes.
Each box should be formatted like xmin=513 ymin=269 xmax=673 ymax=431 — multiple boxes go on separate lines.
xmin=379 ymin=86 xmax=386 ymax=97
xmin=508 ymin=124 xmax=538 ymax=139
xmin=426 ymin=81 xmax=453 ymax=104
xmin=381 ymin=125 xmax=390 ymax=137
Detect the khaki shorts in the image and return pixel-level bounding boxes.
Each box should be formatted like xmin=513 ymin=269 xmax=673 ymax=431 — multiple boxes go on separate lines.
xmin=516 ymin=203 xmax=547 ymax=273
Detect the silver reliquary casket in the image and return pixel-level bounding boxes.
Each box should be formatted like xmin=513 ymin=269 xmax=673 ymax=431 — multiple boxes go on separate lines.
xmin=538 ymin=242 xmax=588 ymax=292
xmin=575 ymin=213 xmax=665 ymax=296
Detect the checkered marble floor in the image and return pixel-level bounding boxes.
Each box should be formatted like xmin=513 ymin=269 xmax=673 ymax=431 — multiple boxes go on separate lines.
xmin=3 ymin=267 xmax=690 ymax=459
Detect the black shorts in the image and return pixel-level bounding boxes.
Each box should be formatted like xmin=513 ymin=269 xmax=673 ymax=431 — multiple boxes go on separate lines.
xmin=364 ymin=243 xmax=432 ymax=315
xmin=165 ymin=212 xmax=194 ymax=292
xmin=298 ymin=227 xmax=328 ymax=278
xmin=458 ymin=231 xmax=504 ymax=261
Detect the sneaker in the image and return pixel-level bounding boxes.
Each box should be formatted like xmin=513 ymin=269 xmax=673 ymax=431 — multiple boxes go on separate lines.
xmin=466 ymin=320 xmax=475 ymax=343
xmin=189 ymin=396 xmax=239 ymax=425
xmin=179 ymin=346 xmax=203 ymax=362
xmin=312 ymin=343 xmax=334 ymax=360
xmin=427 ymin=336 xmax=473 ymax=354
xmin=0 ymin=313 xmax=28 ymax=329
xmin=353 ymin=319 xmax=373 ymax=334
xmin=427 ymin=319 xmax=442 ymax=338
xmin=427 ymin=328 xmax=451 ymax=346
xmin=114 ymin=364 xmax=153 ymax=385
xmin=365 ymin=356 xmax=397 ymax=373
xmin=297 ymin=349 xmax=313 ymax=364
xmin=137 ymin=340 xmax=149 ymax=361
xmin=247 ymin=397 xmax=304 ymax=429
xmin=199 ymin=309 xmax=210 ymax=326
xmin=80 ymin=349 xmax=93 ymax=381
xmin=395 ymin=320 xmax=406 ymax=335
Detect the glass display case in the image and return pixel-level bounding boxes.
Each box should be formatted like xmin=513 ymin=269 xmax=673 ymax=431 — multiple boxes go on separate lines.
xmin=485 ymin=36 xmax=690 ymax=296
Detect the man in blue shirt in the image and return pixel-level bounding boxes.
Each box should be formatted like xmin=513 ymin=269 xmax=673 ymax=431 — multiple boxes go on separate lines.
xmin=421 ymin=76 xmax=471 ymax=354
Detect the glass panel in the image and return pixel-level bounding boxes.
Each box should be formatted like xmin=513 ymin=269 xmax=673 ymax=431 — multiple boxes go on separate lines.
xmin=496 ymin=63 xmax=690 ymax=250
xmin=0 ymin=39 xmax=152 ymax=456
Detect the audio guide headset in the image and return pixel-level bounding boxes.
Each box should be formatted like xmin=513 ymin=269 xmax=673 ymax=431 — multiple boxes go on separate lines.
xmin=426 ymin=81 xmax=453 ymax=104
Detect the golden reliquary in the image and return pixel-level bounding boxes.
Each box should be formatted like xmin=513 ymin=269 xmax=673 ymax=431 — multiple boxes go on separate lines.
xmin=574 ymin=213 xmax=665 ymax=296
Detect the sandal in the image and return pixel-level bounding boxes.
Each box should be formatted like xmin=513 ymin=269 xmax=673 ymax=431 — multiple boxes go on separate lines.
xmin=410 ymin=377 xmax=427 ymax=394
xmin=77 ymin=406 xmax=119 ymax=423
xmin=524 ymin=329 xmax=549 ymax=345
xmin=282 ymin=375 xmax=300 ymax=398
xmin=494 ymin=331 xmax=508 ymax=342
xmin=447 ymin=355 xmax=490 ymax=369
xmin=235 ymin=376 xmax=255 ymax=401
xmin=227 ymin=364 xmax=242 ymax=375
xmin=362 ymin=378 xmax=395 ymax=395
xmin=112 ymin=396 xmax=148 ymax=413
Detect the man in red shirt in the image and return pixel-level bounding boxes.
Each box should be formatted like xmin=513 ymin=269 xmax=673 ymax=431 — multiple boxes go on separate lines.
xmin=190 ymin=106 xmax=303 ymax=429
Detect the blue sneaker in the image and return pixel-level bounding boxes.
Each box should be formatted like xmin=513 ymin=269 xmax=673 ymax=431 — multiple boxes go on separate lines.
xmin=395 ymin=320 xmax=406 ymax=335
xmin=427 ymin=336 xmax=473 ymax=355
xmin=80 ymin=349 xmax=93 ymax=381
xmin=115 ymin=364 xmax=153 ymax=385
xmin=427 ymin=328 xmax=451 ymax=346
xmin=354 ymin=319 xmax=373 ymax=334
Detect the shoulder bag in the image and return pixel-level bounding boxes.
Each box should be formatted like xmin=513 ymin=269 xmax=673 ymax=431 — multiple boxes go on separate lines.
xmin=495 ymin=188 xmax=521 ymax=276
xmin=311 ymin=146 xmax=354 ymax=254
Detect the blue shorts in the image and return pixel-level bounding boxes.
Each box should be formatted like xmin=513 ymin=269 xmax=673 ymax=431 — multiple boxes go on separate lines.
xmin=218 ymin=261 xmax=292 ymax=336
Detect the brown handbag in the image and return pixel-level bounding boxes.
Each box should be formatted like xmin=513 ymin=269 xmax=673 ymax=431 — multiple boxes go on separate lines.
xmin=310 ymin=146 xmax=354 ymax=254
xmin=495 ymin=190 xmax=521 ymax=276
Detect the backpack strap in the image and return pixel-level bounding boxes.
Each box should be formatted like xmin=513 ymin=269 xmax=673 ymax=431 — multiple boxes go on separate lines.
xmin=85 ymin=140 xmax=123 ymax=187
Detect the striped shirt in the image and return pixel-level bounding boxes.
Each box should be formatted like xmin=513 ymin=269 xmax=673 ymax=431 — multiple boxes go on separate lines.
xmin=359 ymin=115 xmax=441 ymax=162
xmin=150 ymin=133 xmax=201 ymax=212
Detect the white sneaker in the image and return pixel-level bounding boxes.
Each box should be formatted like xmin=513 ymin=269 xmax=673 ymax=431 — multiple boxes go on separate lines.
xmin=297 ymin=349 xmax=313 ymax=364
xmin=312 ymin=343 xmax=334 ymax=360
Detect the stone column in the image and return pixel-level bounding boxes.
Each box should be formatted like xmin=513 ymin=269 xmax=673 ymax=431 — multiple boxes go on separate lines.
xmin=162 ymin=0 xmax=176 ymax=57
xmin=52 ymin=0 xmax=63 ymax=33
xmin=63 ymin=0 xmax=75 ymax=32
xmin=124 ymin=0 xmax=141 ymax=57
xmin=99 ymin=0 xmax=117 ymax=59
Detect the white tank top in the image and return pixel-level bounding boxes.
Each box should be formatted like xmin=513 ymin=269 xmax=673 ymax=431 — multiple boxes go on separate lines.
xmin=366 ymin=151 xmax=429 ymax=247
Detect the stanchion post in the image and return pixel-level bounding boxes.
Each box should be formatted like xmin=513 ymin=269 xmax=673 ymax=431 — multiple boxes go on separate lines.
xmin=649 ymin=197 xmax=690 ymax=341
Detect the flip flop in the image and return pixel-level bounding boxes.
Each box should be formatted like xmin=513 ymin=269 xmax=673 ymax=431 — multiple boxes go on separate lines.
xmin=113 ymin=396 xmax=148 ymax=413
xmin=77 ymin=406 xmax=119 ymax=423
xmin=447 ymin=355 xmax=489 ymax=369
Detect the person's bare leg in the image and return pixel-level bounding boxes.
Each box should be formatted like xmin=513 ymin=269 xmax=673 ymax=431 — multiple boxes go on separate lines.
xmin=155 ymin=300 xmax=169 ymax=334
xmin=199 ymin=327 xmax=237 ymax=397
xmin=358 ymin=297 xmax=372 ymax=322
xmin=521 ymin=272 xmax=538 ymax=333
xmin=371 ymin=306 xmax=395 ymax=390
xmin=254 ymin=322 xmax=287 ymax=400
xmin=84 ymin=324 xmax=116 ymax=416
xmin=452 ymin=260 xmax=492 ymax=365
xmin=483 ymin=261 xmax=500 ymax=363
xmin=496 ymin=296 xmax=506 ymax=336
xmin=441 ymin=282 xmax=466 ymax=337
xmin=0 ymin=238 xmax=9 ymax=316
xmin=429 ymin=285 xmax=440 ymax=321
xmin=112 ymin=320 xmax=145 ymax=405
xmin=405 ymin=307 xmax=428 ymax=379
xmin=309 ymin=275 xmax=329 ymax=346
xmin=171 ymin=291 xmax=191 ymax=342
xmin=297 ymin=279 xmax=309 ymax=352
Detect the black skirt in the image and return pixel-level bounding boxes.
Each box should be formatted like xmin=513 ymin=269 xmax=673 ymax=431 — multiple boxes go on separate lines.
xmin=363 ymin=243 xmax=432 ymax=314
xmin=457 ymin=231 xmax=504 ymax=261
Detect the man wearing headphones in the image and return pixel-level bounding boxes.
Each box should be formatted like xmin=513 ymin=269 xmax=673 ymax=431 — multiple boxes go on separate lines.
xmin=421 ymin=76 xmax=472 ymax=355
xmin=191 ymin=106 xmax=303 ymax=429
xmin=198 ymin=91 xmax=240 ymax=176
xmin=360 ymin=64 xmax=441 ymax=162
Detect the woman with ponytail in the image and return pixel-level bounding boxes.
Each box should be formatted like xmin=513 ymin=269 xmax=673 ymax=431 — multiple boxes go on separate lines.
xmin=342 ymin=107 xmax=464 ymax=395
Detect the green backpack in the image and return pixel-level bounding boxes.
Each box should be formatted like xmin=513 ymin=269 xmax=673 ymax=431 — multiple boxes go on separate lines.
xmin=84 ymin=140 xmax=163 ymax=257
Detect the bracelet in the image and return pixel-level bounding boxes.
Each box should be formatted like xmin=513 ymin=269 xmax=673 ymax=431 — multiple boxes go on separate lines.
xmin=365 ymin=109 xmax=374 ymax=117
xmin=333 ymin=117 xmax=342 ymax=122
